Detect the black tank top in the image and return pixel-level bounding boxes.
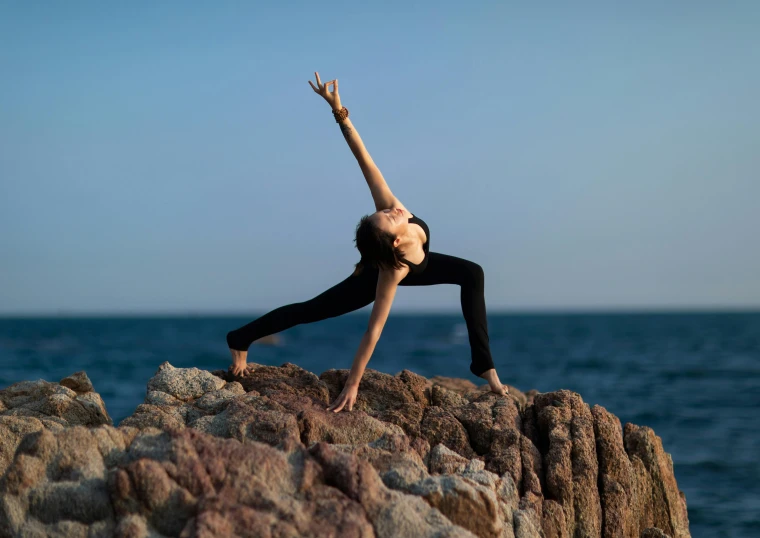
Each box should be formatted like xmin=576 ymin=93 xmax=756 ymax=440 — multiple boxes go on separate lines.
xmin=399 ymin=214 xmax=430 ymax=274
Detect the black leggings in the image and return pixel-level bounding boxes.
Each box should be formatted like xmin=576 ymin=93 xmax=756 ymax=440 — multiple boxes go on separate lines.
xmin=226 ymin=251 xmax=496 ymax=377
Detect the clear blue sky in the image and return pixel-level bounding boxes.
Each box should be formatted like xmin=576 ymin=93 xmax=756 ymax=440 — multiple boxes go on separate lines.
xmin=1 ymin=1 xmax=758 ymax=315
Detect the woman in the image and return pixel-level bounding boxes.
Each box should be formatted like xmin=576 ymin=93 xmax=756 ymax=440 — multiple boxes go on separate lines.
xmin=227 ymin=71 xmax=509 ymax=413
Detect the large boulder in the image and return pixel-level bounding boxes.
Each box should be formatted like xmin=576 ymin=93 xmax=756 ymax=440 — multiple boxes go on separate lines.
xmin=0 ymin=424 xmax=477 ymax=537
xmin=0 ymin=371 xmax=111 ymax=478
xmin=0 ymin=362 xmax=690 ymax=538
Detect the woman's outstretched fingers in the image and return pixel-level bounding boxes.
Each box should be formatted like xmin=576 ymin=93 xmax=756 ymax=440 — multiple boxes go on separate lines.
xmin=327 ymin=394 xmax=354 ymax=413
xmin=327 ymin=385 xmax=358 ymax=413
xmin=327 ymin=395 xmax=341 ymax=412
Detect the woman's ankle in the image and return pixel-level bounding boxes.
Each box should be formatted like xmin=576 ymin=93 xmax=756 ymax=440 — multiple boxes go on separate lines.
xmin=478 ymin=368 xmax=497 ymax=381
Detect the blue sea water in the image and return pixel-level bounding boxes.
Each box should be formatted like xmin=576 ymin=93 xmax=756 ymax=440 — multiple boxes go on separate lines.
xmin=1 ymin=312 xmax=758 ymax=536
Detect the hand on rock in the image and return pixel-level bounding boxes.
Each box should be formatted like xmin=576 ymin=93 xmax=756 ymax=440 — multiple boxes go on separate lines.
xmin=327 ymin=383 xmax=359 ymax=413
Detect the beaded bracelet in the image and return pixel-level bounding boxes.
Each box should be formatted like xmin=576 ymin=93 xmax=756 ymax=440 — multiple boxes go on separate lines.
xmin=332 ymin=106 xmax=349 ymax=123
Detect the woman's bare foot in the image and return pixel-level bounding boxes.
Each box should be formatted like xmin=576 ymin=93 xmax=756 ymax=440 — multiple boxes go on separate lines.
xmin=229 ymin=348 xmax=249 ymax=377
xmin=478 ymin=368 xmax=509 ymax=396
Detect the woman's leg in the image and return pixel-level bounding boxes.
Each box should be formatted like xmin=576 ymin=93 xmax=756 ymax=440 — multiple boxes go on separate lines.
xmin=399 ymin=252 xmax=497 ymax=378
xmin=227 ymin=268 xmax=378 ymax=351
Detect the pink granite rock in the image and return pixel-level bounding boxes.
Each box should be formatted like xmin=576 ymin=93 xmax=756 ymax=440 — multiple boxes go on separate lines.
xmin=0 ymin=371 xmax=111 ymax=479
xmin=0 ymin=362 xmax=691 ymax=538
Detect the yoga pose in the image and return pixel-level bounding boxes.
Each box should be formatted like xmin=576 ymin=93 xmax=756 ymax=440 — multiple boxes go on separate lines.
xmin=227 ymin=72 xmax=509 ymax=413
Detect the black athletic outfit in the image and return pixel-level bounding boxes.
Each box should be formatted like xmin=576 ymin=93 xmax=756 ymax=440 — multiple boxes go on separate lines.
xmin=226 ymin=213 xmax=496 ymax=377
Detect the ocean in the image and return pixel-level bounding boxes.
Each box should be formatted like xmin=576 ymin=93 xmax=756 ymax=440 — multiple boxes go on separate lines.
xmin=1 ymin=312 xmax=758 ymax=536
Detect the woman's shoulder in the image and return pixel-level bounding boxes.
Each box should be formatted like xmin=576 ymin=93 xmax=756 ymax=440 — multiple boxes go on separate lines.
xmin=379 ymin=263 xmax=410 ymax=283
xmin=388 ymin=197 xmax=410 ymax=215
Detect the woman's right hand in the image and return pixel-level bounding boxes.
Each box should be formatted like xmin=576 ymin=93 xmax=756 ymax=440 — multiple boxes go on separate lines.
xmin=308 ymin=71 xmax=342 ymax=110
xmin=326 ymin=382 xmax=358 ymax=413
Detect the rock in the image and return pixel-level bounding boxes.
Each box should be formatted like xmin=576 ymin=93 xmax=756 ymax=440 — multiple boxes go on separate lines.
xmin=624 ymin=423 xmax=690 ymax=538
xmin=119 ymin=363 xmax=244 ymax=432
xmin=146 ymin=362 xmax=226 ymax=402
xmin=59 ymin=371 xmax=94 ymax=393
xmin=532 ymin=389 xmax=602 ymax=537
xmin=0 ymin=373 xmax=112 ymax=478
xmin=421 ymin=405 xmax=478 ymax=460
xmin=0 ymin=363 xmax=691 ymax=538
xmin=641 ymin=528 xmax=672 ymax=538
xmin=308 ymin=440 xmax=477 ymax=537
xmin=429 ymin=443 xmax=470 ymax=475
xmin=192 ymin=391 xmax=303 ymax=449
xmin=0 ymin=425 xmax=477 ymax=537
xmin=407 ymin=473 xmax=505 ymax=538
xmin=214 ymin=361 xmax=331 ymax=414
xmin=593 ymin=404 xmax=638 ymax=538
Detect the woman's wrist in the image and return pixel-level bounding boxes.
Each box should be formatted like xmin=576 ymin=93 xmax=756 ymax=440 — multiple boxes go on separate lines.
xmin=331 ymin=102 xmax=344 ymax=112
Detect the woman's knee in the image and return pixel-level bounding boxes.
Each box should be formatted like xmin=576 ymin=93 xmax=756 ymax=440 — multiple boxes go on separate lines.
xmin=464 ymin=261 xmax=485 ymax=287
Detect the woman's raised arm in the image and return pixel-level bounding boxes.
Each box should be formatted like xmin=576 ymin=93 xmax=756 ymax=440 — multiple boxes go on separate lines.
xmin=337 ymin=114 xmax=397 ymax=212
xmin=309 ymin=72 xmax=396 ymax=212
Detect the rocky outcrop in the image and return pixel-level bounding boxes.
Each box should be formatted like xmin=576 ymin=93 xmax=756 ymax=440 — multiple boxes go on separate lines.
xmin=0 ymin=372 xmax=112 ymax=479
xmin=0 ymin=361 xmax=690 ymax=538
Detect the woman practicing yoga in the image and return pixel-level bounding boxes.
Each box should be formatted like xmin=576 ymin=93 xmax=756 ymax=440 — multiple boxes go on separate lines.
xmin=227 ymin=71 xmax=509 ymax=413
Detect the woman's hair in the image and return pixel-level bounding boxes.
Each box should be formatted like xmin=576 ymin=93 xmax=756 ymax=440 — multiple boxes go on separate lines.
xmin=352 ymin=214 xmax=406 ymax=276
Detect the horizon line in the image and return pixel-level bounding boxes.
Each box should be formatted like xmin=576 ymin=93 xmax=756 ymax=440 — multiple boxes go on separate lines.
xmin=1 ymin=306 xmax=759 ymax=319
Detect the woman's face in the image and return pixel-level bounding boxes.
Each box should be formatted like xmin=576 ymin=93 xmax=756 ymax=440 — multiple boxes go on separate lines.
xmin=371 ymin=207 xmax=408 ymax=240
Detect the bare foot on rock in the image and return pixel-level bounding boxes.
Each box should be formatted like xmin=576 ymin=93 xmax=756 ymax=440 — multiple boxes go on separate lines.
xmin=229 ymin=348 xmax=249 ymax=377
xmin=478 ymin=368 xmax=510 ymax=396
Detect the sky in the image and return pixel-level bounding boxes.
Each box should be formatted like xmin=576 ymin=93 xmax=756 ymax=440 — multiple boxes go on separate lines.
xmin=1 ymin=1 xmax=758 ymax=315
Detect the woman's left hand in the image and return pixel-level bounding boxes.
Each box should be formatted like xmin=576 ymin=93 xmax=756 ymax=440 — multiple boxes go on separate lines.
xmin=308 ymin=71 xmax=341 ymax=110
xmin=326 ymin=383 xmax=358 ymax=413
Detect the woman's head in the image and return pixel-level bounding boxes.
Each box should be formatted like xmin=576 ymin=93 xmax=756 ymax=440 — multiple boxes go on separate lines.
xmin=353 ymin=208 xmax=409 ymax=274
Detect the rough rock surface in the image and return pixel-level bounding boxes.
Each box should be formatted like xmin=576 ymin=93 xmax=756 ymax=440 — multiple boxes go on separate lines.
xmin=0 ymin=372 xmax=112 ymax=478
xmin=0 ymin=361 xmax=690 ymax=538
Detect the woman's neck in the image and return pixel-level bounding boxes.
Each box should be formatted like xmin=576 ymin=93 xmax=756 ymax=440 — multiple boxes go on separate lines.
xmin=398 ymin=228 xmax=421 ymax=252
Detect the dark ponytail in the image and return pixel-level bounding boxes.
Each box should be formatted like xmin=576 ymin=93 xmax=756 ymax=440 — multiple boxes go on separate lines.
xmin=352 ymin=257 xmax=365 ymax=277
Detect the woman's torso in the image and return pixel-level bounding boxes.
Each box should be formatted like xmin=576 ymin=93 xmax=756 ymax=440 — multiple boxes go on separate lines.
xmin=398 ymin=209 xmax=430 ymax=274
